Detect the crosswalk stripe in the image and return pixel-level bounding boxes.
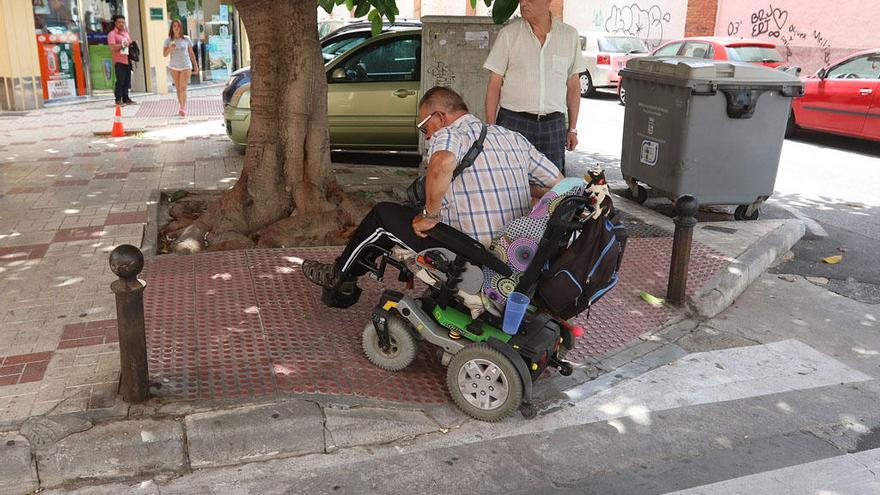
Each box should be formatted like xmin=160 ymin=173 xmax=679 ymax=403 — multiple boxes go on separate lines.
xmin=665 ymin=447 xmax=880 ymax=494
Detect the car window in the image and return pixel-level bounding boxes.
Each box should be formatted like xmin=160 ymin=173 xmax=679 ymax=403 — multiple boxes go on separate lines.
xmin=333 ymin=36 xmax=421 ymax=83
xmin=579 ymin=35 xmax=587 ymax=51
xmin=653 ymin=42 xmax=682 ymax=57
xmin=322 ymin=34 xmax=370 ymax=62
xmin=726 ymin=45 xmax=783 ymax=63
xmin=680 ymin=42 xmax=712 ymax=59
xmin=827 ymin=54 xmax=880 ymax=80
xmin=597 ymin=36 xmax=649 ymax=54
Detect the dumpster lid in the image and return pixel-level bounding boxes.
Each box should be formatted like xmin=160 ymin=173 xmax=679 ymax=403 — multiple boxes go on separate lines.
xmin=620 ymin=57 xmax=802 ymax=86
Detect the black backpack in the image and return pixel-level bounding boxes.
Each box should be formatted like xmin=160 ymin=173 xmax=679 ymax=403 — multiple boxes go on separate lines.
xmin=537 ymin=200 xmax=627 ymax=320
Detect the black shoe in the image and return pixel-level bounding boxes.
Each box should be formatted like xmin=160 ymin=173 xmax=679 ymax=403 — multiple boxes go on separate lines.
xmin=123 ymin=99 xmax=137 ymax=106
xmin=302 ymin=260 xmax=342 ymax=288
xmin=321 ymin=285 xmax=363 ymax=309
xmin=115 ymin=99 xmax=123 ymax=106
xmin=302 ymin=260 xmax=361 ymax=308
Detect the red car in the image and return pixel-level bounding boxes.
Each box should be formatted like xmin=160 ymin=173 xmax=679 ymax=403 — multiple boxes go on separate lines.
xmin=617 ymin=37 xmax=785 ymax=104
xmin=788 ymin=49 xmax=880 ymax=142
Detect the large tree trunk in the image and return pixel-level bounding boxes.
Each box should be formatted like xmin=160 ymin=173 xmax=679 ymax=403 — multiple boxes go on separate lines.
xmin=176 ymin=0 xmax=359 ymax=252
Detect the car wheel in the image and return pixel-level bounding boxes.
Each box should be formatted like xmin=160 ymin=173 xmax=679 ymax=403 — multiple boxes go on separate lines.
xmin=579 ymin=72 xmax=596 ymax=98
xmin=619 ymin=87 xmax=627 ymax=106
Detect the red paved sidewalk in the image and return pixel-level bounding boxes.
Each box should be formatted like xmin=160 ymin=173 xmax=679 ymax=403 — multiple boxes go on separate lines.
xmin=139 ymin=240 xmax=726 ymax=405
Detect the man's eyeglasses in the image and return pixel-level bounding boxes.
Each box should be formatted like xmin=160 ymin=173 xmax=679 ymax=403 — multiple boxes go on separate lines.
xmin=417 ymin=111 xmax=441 ymax=134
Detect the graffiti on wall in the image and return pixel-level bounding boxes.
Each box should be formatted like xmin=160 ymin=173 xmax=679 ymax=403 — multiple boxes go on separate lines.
xmin=725 ymin=4 xmax=833 ymax=65
xmin=428 ymin=61 xmax=456 ymax=87
xmin=604 ymin=3 xmax=672 ymax=48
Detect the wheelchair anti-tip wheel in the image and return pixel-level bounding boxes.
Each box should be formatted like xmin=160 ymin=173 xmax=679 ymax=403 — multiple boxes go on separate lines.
xmin=362 ymin=316 xmax=418 ymax=371
xmin=447 ymin=343 xmax=523 ymax=422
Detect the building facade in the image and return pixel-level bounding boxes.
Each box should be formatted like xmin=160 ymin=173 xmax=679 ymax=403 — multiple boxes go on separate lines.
xmin=0 ymin=0 xmax=248 ymax=110
xmin=4 ymin=0 xmax=874 ymax=111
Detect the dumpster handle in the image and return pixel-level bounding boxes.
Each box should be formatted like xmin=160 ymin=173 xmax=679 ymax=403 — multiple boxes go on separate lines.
xmin=720 ymin=87 xmax=769 ymax=119
xmin=691 ymin=83 xmax=717 ymax=96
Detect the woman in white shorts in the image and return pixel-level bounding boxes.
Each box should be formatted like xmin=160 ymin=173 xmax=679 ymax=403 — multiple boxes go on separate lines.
xmin=163 ymin=20 xmax=198 ymax=116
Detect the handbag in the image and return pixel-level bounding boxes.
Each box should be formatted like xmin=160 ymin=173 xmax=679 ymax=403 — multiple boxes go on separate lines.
xmin=405 ymin=124 xmax=488 ymax=209
xmin=128 ymin=41 xmax=141 ymax=63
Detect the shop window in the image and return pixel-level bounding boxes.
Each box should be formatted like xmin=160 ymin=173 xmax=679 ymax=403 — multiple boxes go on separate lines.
xmin=83 ymin=1 xmax=124 ymax=92
xmin=166 ymin=0 xmax=235 ymax=83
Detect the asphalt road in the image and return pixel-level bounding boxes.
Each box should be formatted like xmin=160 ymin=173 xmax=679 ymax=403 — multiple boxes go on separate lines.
xmin=569 ymin=91 xmax=880 ymax=304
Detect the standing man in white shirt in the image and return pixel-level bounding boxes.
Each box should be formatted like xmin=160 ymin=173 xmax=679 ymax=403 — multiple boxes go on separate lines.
xmin=483 ymin=0 xmax=586 ymax=174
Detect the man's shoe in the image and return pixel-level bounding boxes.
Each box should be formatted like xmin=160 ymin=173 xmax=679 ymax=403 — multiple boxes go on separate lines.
xmin=123 ymin=99 xmax=138 ymax=106
xmin=321 ymin=285 xmax=363 ymax=309
xmin=302 ymin=260 xmax=361 ymax=308
xmin=302 ymin=260 xmax=342 ymax=289
xmin=115 ymin=99 xmax=123 ymax=106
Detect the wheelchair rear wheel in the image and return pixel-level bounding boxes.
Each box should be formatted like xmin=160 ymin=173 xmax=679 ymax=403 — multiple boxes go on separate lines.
xmin=447 ymin=343 xmax=523 ymax=422
xmin=362 ymin=316 xmax=418 ymax=371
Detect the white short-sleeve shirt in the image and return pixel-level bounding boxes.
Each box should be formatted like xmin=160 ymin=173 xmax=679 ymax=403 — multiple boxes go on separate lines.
xmin=164 ymin=36 xmax=193 ymax=70
xmin=483 ymin=18 xmax=587 ymax=115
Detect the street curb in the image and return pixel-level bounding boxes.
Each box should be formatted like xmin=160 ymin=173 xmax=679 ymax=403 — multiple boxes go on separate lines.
xmin=688 ymin=219 xmax=806 ymax=319
xmin=141 ymin=189 xmax=161 ymax=257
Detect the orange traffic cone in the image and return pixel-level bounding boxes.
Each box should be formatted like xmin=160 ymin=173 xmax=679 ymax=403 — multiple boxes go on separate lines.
xmin=111 ymin=104 xmax=125 ymax=137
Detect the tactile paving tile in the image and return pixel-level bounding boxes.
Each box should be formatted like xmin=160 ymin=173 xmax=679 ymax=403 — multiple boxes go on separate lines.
xmin=141 ymin=238 xmax=725 ymax=404
xmin=134 ymin=99 xmax=224 ymax=118
xmin=617 ymin=211 xmax=673 ymax=238
xmin=568 ymin=237 xmax=726 ymax=362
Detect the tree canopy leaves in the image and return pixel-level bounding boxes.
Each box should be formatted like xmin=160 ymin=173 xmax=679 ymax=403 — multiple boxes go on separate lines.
xmin=317 ymin=0 xmax=519 ymax=34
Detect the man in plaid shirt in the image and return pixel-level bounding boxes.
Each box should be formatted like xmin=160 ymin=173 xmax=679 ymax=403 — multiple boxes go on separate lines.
xmin=303 ymin=86 xmax=562 ymax=307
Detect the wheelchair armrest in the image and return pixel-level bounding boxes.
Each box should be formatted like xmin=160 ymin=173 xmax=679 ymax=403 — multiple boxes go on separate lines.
xmin=426 ymin=223 xmax=513 ymax=277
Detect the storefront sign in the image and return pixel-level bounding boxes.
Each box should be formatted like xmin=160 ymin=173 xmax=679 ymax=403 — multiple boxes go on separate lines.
xmin=150 ymin=8 xmax=164 ymax=20
xmin=35 ymin=33 xmax=86 ymax=101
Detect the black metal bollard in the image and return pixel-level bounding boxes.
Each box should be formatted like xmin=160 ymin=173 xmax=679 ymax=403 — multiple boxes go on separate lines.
xmin=109 ymin=244 xmax=150 ymax=403
xmin=667 ymin=195 xmax=699 ymax=306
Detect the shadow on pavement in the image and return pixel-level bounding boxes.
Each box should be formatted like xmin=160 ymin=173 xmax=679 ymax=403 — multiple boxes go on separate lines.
xmin=786 ymin=130 xmax=880 ymax=158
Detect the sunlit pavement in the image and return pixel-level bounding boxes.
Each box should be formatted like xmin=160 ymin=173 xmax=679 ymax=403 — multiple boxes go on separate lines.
xmin=0 ymin=89 xmax=241 ymax=420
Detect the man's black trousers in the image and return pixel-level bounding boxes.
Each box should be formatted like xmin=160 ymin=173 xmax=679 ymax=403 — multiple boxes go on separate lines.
xmin=335 ymin=202 xmax=442 ymax=278
xmin=114 ymin=62 xmax=131 ymax=102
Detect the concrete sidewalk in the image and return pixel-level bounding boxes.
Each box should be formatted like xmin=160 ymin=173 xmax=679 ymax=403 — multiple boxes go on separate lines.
xmin=0 ymin=92 xmax=803 ymax=492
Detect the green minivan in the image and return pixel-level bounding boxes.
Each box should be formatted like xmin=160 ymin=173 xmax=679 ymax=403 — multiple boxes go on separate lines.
xmin=224 ymin=29 xmax=422 ymax=150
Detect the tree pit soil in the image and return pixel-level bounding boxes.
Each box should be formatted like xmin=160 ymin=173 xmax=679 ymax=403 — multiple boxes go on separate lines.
xmin=156 ymin=188 xmax=399 ymax=255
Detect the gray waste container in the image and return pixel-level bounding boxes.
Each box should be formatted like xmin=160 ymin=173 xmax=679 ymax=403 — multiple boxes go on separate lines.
xmin=619 ymin=57 xmax=803 ymax=220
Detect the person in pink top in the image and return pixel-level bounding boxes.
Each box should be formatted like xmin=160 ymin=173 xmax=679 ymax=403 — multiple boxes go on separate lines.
xmin=107 ymin=15 xmax=136 ymax=106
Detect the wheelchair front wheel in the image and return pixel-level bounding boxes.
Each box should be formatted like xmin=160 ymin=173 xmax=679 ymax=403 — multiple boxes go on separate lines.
xmin=362 ymin=316 xmax=418 ymax=372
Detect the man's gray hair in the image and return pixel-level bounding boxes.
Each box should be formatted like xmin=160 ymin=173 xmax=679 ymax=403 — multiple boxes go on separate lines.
xmin=419 ymin=86 xmax=469 ymax=113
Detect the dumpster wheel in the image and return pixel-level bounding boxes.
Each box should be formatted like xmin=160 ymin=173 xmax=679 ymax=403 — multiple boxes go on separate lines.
xmin=734 ymin=204 xmax=760 ymax=221
xmin=625 ymin=185 xmax=648 ymax=204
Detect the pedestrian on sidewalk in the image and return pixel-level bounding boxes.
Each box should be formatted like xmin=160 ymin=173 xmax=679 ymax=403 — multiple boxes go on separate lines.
xmin=108 ymin=15 xmax=137 ymax=106
xmin=163 ymin=19 xmax=199 ymax=117
xmin=301 ymin=86 xmax=562 ymax=307
xmin=483 ymin=0 xmax=586 ymax=175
